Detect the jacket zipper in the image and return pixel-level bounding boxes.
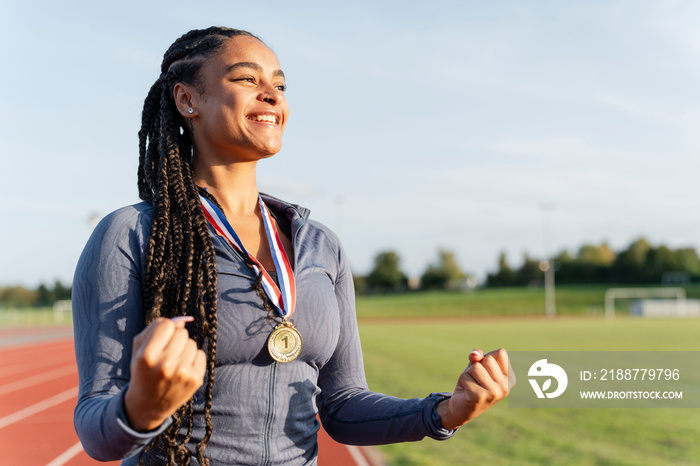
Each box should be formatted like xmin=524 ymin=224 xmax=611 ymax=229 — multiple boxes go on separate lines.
xmin=262 ymin=361 xmax=277 ymax=466
xmin=262 ymin=209 xmax=305 ymax=465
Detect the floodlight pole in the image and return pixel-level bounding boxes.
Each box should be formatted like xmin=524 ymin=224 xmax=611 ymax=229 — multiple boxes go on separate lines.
xmin=541 ymin=203 xmax=556 ymax=317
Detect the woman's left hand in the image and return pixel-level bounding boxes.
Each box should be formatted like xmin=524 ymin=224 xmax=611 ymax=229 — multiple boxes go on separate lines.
xmin=436 ymin=348 xmax=515 ymax=430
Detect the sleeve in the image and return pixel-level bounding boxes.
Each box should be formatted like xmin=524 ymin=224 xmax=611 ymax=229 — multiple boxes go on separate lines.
xmin=72 ymin=206 xmax=171 ymax=461
xmin=316 ymin=235 xmax=457 ymax=445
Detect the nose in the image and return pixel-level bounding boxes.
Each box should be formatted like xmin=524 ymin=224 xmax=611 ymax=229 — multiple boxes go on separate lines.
xmin=258 ymin=85 xmax=283 ymax=106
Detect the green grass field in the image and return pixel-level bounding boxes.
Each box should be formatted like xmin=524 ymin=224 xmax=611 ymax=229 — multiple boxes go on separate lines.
xmin=359 ymin=317 xmax=700 ymax=465
xmin=356 ymin=285 xmax=700 ymax=319
xmin=0 ymin=306 xmax=67 ymax=326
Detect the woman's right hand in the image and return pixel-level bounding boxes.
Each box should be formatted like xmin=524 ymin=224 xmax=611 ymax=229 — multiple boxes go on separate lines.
xmin=124 ymin=317 xmax=207 ymax=432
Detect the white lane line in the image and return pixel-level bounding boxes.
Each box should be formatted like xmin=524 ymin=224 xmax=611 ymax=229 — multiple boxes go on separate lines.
xmin=0 ymin=386 xmax=78 ymax=429
xmin=45 ymin=441 xmax=84 ymax=466
xmin=345 ymin=445 xmax=371 ymax=466
xmin=0 ymin=355 xmax=74 ymax=378
xmin=0 ymin=364 xmax=76 ymax=395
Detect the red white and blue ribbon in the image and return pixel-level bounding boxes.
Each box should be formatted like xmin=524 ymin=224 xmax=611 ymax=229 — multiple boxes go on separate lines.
xmin=199 ymin=194 xmax=296 ymax=319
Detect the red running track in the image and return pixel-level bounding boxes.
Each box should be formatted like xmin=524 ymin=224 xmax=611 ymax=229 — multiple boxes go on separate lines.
xmin=0 ymin=328 xmax=376 ymax=465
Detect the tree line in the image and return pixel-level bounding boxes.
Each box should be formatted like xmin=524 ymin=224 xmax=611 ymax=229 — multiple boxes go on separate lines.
xmin=0 ymin=280 xmax=72 ymax=308
xmin=355 ymin=249 xmax=475 ymax=294
xmin=487 ymin=237 xmax=700 ymax=287
xmin=355 ymin=237 xmax=700 ymax=294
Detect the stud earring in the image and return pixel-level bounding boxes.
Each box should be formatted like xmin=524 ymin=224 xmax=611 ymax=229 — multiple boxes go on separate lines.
xmin=188 ymin=107 xmax=194 ymax=114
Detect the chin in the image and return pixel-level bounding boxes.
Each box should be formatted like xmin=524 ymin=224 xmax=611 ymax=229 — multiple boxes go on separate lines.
xmin=257 ymin=142 xmax=283 ymax=157
xmin=259 ymin=151 xmax=279 ymax=160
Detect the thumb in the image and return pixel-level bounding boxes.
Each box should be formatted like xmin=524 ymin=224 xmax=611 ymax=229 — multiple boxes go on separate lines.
xmin=469 ymin=349 xmax=484 ymax=365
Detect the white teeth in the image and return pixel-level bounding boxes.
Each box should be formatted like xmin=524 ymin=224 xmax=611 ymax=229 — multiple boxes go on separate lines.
xmin=254 ymin=114 xmax=277 ymax=124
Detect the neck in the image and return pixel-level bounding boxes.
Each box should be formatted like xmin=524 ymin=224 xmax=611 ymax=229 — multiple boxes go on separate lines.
xmin=195 ymin=160 xmax=260 ymax=216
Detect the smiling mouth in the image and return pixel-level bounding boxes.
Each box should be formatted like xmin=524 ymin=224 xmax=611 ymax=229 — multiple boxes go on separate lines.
xmin=249 ymin=114 xmax=280 ymax=125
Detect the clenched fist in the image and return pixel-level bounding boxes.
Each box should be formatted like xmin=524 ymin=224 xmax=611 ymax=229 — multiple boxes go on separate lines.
xmin=124 ymin=316 xmax=207 ymax=432
xmin=437 ymin=348 xmax=515 ymax=430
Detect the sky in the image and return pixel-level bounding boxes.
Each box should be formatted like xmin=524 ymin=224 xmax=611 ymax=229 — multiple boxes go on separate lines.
xmin=2 ymin=0 xmax=700 ymax=287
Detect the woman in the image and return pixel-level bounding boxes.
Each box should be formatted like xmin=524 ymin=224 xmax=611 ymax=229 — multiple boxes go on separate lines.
xmin=72 ymin=27 xmax=511 ymax=465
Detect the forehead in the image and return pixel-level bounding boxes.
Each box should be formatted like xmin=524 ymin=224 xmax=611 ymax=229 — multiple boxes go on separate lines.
xmin=207 ymin=35 xmax=282 ymax=75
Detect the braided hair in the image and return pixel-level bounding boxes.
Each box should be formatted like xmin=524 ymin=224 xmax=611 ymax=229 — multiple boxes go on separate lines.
xmin=137 ymin=27 xmax=265 ymax=465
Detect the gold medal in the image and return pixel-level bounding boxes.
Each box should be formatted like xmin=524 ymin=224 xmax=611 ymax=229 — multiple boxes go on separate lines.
xmin=267 ymin=321 xmax=302 ymax=363
xmin=201 ymin=196 xmax=302 ymax=362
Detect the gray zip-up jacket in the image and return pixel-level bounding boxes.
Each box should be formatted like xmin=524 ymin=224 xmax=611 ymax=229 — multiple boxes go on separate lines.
xmin=72 ymin=194 xmax=455 ymax=465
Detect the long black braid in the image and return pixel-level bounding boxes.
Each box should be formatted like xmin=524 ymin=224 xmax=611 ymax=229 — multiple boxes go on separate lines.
xmin=136 ymin=26 xmax=272 ymax=465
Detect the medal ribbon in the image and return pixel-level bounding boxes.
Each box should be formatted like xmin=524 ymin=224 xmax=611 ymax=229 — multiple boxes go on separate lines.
xmin=199 ymin=194 xmax=296 ymax=319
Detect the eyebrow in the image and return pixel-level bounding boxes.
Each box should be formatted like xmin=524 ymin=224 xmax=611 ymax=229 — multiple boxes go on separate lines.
xmin=225 ymin=62 xmax=285 ymax=79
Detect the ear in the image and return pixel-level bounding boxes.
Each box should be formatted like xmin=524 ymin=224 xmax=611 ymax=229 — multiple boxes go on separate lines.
xmin=173 ymin=82 xmax=199 ymax=117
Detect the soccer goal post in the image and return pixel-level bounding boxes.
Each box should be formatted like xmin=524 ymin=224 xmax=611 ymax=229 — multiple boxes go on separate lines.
xmin=53 ymin=299 xmax=72 ymax=324
xmin=604 ymin=287 xmax=686 ymax=319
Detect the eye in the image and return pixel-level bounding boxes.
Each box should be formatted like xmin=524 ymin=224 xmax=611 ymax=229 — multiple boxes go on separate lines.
xmin=232 ymin=76 xmax=256 ymax=84
xmin=275 ymin=83 xmax=287 ymax=92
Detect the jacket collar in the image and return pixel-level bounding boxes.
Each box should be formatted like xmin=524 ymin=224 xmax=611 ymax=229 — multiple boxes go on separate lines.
xmin=259 ymin=192 xmax=310 ymax=239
